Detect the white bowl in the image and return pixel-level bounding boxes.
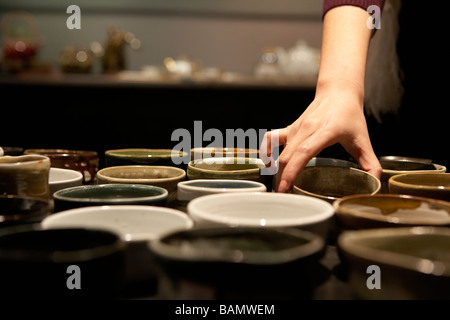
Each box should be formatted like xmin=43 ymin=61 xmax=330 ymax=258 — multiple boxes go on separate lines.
xmin=187 ymin=192 xmax=335 ymax=238
xmin=177 ymin=179 xmax=267 ymax=201
xmin=41 ymin=205 xmax=194 ymax=242
xmin=49 ymin=167 xmax=83 ymax=196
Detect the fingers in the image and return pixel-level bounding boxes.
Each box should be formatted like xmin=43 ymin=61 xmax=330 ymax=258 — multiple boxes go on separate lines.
xmin=341 ymin=135 xmax=382 ymax=179
xmin=276 ymin=126 xmax=334 ymax=193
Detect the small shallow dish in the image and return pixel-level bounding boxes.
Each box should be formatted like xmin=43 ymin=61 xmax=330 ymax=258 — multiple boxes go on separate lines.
xmin=187 ymin=192 xmax=334 ymax=239
xmin=52 ymin=184 xmax=168 ymax=212
xmin=95 ymin=165 xmax=186 ymax=194
xmin=0 ymin=224 xmax=125 ymax=299
xmin=104 ymin=148 xmax=188 ymax=167
xmin=293 ymin=166 xmax=381 ymax=204
xmin=379 ymin=156 xmax=446 ymax=193
xmin=49 ymin=167 xmax=83 ymax=197
xmin=148 ymin=227 xmax=325 ymax=299
xmin=338 ymin=226 xmax=450 ymax=299
xmin=0 ymin=195 xmax=51 ymax=226
xmin=177 ymin=179 xmax=267 ymax=202
xmin=334 ymin=194 xmax=450 ymax=230
xmin=388 ymin=172 xmax=450 ymax=201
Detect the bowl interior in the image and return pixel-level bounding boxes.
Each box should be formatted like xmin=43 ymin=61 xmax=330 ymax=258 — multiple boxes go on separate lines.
xmin=149 ymin=227 xmax=324 ymax=265
xmin=335 ymin=194 xmax=450 ymax=225
xmin=49 ymin=168 xmax=83 ymax=184
xmin=189 ymin=157 xmax=264 ymax=172
xmin=181 ymin=179 xmax=264 ymax=189
xmin=380 ymin=158 xmax=438 ymax=171
xmin=339 ymin=227 xmax=450 ymax=274
xmin=98 ymin=166 xmax=185 ymax=180
xmin=106 ymin=148 xmax=186 ymax=158
xmin=294 ymin=166 xmax=380 ymax=200
xmin=54 ymin=184 xmax=168 ymax=201
xmin=390 ymin=173 xmax=450 ymax=189
xmin=42 ymin=205 xmax=194 ymax=242
xmin=187 ymin=192 xmax=334 ymax=227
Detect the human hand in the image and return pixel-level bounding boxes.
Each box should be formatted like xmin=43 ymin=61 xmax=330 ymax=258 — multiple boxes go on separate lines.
xmin=261 ymin=85 xmax=382 ymax=193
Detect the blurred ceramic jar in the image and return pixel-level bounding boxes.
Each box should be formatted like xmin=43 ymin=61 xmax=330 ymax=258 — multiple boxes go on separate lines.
xmin=0 ymin=155 xmax=51 ymax=202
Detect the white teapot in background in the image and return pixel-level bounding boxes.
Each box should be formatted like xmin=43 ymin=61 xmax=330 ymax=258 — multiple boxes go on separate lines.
xmin=255 ymin=40 xmax=320 ymax=79
xmin=282 ymin=40 xmax=320 ymax=77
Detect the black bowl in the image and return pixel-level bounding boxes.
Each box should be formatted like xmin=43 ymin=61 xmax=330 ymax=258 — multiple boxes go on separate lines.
xmin=0 ymin=225 xmax=126 ymax=299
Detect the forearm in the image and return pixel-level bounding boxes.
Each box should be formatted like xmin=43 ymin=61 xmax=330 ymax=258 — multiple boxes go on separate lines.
xmin=316 ymin=6 xmax=373 ymax=105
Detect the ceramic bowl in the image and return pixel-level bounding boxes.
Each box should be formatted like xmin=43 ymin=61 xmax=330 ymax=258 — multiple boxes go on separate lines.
xmin=42 ymin=205 xmax=193 ymax=290
xmin=187 ymin=157 xmax=268 ymax=183
xmin=53 ymin=184 xmax=169 ymax=212
xmin=104 ymin=148 xmax=188 ymax=168
xmin=0 ymin=224 xmax=126 ymax=299
xmin=24 ymin=149 xmax=99 ymax=184
xmin=334 ymin=194 xmax=450 ymax=230
xmin=49 ymin=167 xmax=83 ymax=197
xmin=388 ymin=172 xmax=450 ymax=201
xmin=0 ymin=195 xmax=51 ymax=227
xmin=379 ymin=155 xmax=446 ymax=193
xmin=337 ymin=226 xmax=450 ymax=299
xmin=177 ymin=179 xmax=267 ymax=202
xmin=42 ymin=205 xmax=194 ymax=242
xmin=306 ymin=157 xmax=359 ymax=168
xmin=190 ymin=147 xmax=259 ymax=161
xmin=293 ymin=166 xmax=381 ymax=204
xmin=0 ymin=155 xmax=51 ymax=201
xmin=148 ymin=226 xmax=325 ymax=299
xmin=187 ymin=192 xmax=335 ymax=239
xmin=95 ymin=165 xmax=186 ymax=194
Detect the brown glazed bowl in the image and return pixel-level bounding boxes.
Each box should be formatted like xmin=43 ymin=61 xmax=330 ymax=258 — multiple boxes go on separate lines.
xmin=379 ymin=156 xmax=446 ymax=193
xmin=95 ymin=165 xmax=186 ymax=195
xmin=293 ymin=166 xmax=381 ymax=204
xmin=338 ymin=226 xmax=450 ymax=299
xmin=389 ymin=172 xmax=450 ymax=201
xmin=24 ymin=149 xmax=99 ymax=184
xmin=334 ymin=193 xmax=450 ymax=230
xmin=0 ymin=155 xmax=51 ymax=202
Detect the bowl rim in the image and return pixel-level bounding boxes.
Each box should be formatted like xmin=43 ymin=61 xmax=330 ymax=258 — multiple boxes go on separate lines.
xmin=187 ymin=191 xmax=335 ymax=227
xmin=41 ymin=205 xmax=194 ymax=242
xmin=148 ymin=226 xmax=325 ymax=265
xmin=0 ymin=224 xmax=125 ymax=262
xmin=105 ymin=148 xmax=188 ymax=159
xmin=96 ymin=165 xmax=186 ymax=183
xmin=187 ymin=156 xmax=265 ymax=175
xmin=333 ymin=193 xmax=450 ymax=226
xmin=49 ymin=167 xmax=84 ymax=185
xmin=24 ymin=149 xmax=98 ymax=158
xmin=338 ymin=226 xmax=450 ymax=276
xmin=53 ymin=183 xmax=169 ymax=203
xmin=293 ymin=166 xmax=381 ymax=202
xmin=381 ymin=161 xmax=447 ymax=175
xmin=389 ymin=172 xmax=450 ymax=191
xmin=0 ymin=195 xmax=50 ymax=223
xmin=0 ymin=154 xmax=50 ymax=167
xmin=177 ymin=179 xmax=267 ymax=201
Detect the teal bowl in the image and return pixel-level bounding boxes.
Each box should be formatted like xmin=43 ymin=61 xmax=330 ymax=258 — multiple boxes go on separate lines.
xmin=53 ymin=184 xmax=168 ymax=212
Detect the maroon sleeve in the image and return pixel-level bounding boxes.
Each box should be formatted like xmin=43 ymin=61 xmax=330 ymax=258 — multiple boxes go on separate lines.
xmin=322 ymin=0 xmax=386 ymax=18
